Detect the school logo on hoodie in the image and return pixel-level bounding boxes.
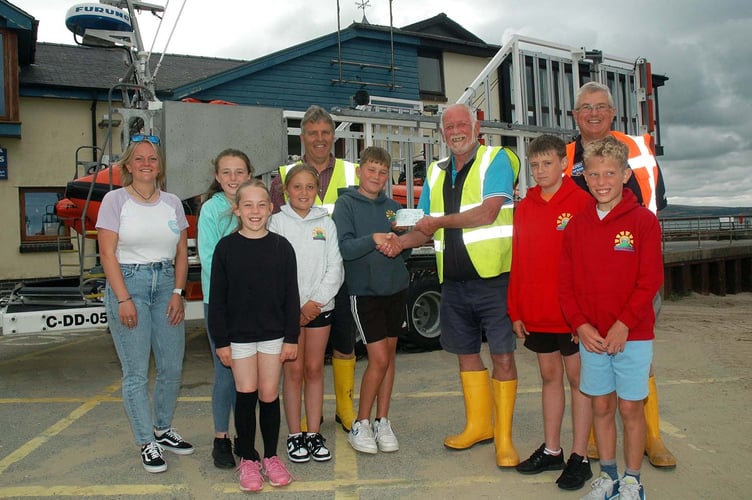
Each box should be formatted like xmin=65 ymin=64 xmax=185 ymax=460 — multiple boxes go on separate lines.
xmin=614 ymin=230 xmax=635 ymax=252
xmin=556 ymin=213 xmax=574 ymax=231
xmin=312 ymin=227 xmax=327 ymax=241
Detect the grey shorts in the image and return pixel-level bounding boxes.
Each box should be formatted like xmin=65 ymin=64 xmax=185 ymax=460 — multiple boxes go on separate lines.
xmin=439 ymin=275 xmax=516 ymax=355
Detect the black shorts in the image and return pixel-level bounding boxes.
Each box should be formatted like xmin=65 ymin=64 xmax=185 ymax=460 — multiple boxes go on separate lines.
xmin=330 ymin=283 xmax=355 ymax=354
xmin=350 ymin=290 xmax=407 ymax=344
xmin=524 ymin=332 xmax=578 ymax=356
xmin=306 ymin=309 xmax=333 ymax=328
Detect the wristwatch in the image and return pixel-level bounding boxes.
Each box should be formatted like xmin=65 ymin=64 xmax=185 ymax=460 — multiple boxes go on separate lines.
xmin=172 ymin=288 xmax=184 ymax=296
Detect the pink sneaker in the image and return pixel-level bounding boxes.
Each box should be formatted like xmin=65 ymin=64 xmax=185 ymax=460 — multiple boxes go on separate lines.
xmin=262 ymin=456 xmax=294 ymax=487
xmin=237 ymin=458 xmax=263 ymax=492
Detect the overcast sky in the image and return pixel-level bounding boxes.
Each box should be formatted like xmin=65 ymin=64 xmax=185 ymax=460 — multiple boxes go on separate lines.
xmin=13 ymin=0 xmax=752 ymax=207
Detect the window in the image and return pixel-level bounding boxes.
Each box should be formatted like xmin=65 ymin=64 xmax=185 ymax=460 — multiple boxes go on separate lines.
xmin=19 ymin=188 xmax=71 ymax=253
xmin=417 ymin=51 xmax=445 ymax=100
xmin=0 ymin=29 xmax=20 ymax=128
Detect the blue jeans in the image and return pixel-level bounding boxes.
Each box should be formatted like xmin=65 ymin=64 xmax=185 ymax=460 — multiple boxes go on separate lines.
xmin=204 ymin=303 xmax=236 ymax=434
xmin=106 ymin=261 xmax=185 ymax=445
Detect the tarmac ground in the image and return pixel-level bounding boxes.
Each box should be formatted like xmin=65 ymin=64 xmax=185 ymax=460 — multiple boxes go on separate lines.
xmin=1 ymin=292 xmax=750 ymax=499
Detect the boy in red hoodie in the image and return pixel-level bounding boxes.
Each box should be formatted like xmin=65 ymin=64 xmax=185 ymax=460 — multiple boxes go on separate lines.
xmin=508 ymin=135 xmax=593 ymax=491
xmin=559 ymin=135 xmax=663 ymax=500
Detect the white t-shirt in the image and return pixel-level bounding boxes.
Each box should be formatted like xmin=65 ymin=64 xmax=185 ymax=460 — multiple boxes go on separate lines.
xmin=96 ymin=188 xmax=189 ymax=264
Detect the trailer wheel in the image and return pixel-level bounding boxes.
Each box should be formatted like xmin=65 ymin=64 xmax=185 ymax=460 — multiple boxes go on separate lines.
xmin=403 ymin=271 xmax=441 ymax=349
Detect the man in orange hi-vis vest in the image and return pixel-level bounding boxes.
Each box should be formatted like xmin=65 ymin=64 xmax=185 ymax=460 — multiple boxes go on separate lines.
xmin=567 ymin=81 xmax=675 ymax=469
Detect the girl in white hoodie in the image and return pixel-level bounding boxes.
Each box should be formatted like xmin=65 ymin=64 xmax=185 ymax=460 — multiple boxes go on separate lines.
xmin=269 ymin=164 xmax=344 ymax=463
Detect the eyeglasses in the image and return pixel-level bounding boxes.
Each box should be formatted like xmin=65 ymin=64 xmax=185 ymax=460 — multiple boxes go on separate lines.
xmin=576 ymin=103 xmax=612 ymax=113
xmin=130 ymin=134 xmax=161 ymax=145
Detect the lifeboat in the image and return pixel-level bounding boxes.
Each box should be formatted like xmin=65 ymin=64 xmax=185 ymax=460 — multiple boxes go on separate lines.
xmin=55 ymin=166 xmax=123 ymax=237
xmin=55 ymin=166 xmax=197 ymax=238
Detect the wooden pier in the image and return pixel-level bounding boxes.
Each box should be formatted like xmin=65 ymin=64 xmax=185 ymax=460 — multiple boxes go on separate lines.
xmin=663 ymin=240 xmax=752 ymax=296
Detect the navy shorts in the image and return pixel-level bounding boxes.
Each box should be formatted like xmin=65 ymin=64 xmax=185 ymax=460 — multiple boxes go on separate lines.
xmin=439 ymin=274 xmax=516 ymax=355
xmin=350 ymin=290 xmax=407 ymax=345
xmin=524 ymin=332 xmax=578 ymax=356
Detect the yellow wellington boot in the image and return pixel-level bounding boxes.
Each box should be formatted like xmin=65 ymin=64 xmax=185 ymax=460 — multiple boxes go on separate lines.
xmin=645 ymin=375 xmax=677 ymax=468
xmin=492 ymin=379 xmax=520 ymax=467
xmin=587 ymin=426 xmax=600 ymax=460
xmin=444 ymin=370 xmax=494 ymax=450
xmin=332 ymin=357 xmax=357 ymax=432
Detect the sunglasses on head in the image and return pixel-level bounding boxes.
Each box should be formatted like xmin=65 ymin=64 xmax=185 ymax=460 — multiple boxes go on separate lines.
xmin=130 ymin=134 xmax=161 ymax=145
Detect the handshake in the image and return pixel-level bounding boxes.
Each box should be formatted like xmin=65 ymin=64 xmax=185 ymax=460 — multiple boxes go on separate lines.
xmin=373 ymin=214 xmax=438 ymax=259
xmin=375 ymin=232 xmax=404 ymax=258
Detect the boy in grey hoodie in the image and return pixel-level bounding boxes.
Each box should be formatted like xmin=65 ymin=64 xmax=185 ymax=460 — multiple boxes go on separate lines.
xmin=332 ymin=146 xmax=410 ymax=455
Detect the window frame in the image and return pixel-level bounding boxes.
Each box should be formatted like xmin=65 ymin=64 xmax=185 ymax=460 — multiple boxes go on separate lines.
xmin=417 ymin=50 xmax=446 ymax=101
xmin=19 ymin=187 xmax=71 ymax=253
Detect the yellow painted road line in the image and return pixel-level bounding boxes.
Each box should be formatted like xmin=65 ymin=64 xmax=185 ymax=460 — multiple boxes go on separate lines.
xmin=3 ymin=374 xmax=743 ymax=405
xmin=0 ymin=485 xmax=189 ymax=498
xmin=0 ymin=381 xmax=121 ymax=475
xmin=334 ymin=425 xmax=359 ymax=500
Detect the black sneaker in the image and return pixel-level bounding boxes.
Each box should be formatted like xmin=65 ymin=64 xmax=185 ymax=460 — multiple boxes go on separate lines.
xmin=141 ymin=442 xmax=167 ymax=473
xmin=516 ymin=443 xmax=565 ymax=474
xmin=154 ymin=428 xmax=195 ymax=455
xmin=212 ymin=436 xmax=236 ymax=469
xmin=287 ymin=433 xmax=310 ymax=463
xmin=556 ymin=452 xmax=593 ymax=490
xmin=305 ymin=432 xmax=332 ymax=462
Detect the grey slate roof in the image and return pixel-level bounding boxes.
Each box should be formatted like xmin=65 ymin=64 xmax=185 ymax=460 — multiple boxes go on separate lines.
xmin=20 ymin=42 xmax=247 ymax=94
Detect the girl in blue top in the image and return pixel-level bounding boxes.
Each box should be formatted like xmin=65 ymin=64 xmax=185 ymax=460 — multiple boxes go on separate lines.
xmin=198 ymin=149 xmax=253 ymax=469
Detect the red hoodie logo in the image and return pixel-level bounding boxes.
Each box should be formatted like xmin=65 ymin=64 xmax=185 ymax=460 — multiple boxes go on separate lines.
xmin=556 ymin=213 xmax=574 ymax=231
xmin=614 ymin=231 xmax=635 ymax=252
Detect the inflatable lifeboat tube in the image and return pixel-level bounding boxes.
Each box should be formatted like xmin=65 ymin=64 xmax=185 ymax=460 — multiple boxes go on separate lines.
xmin=55 ymin=166 xmax=198 ymax=239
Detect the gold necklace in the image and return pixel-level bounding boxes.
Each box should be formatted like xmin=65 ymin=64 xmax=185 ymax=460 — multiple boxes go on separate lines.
xmin=130 ymin=184 xmax=156 ymax=201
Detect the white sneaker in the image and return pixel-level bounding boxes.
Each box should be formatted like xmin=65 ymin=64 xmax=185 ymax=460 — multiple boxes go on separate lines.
xmin=373 ymin=418 xmax=399 ymax=452
xmin=618 ymin=475 xmax=645 ymax=500
xmin=580 ymin=472 xmax=619 ymax=500
xmin=348 ymin=419 xmax=377 ymax=454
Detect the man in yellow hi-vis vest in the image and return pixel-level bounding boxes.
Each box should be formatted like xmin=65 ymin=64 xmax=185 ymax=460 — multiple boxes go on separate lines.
xmin=396 ymin=103 xmax=521 ymax=468
xmin=270 ymin=105 xmax=359 ymax=439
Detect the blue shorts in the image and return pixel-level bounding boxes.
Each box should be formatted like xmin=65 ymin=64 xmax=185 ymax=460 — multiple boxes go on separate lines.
xmin=439 ymin=275 xmax=516 ymax=355
xmin=579 ymin=340 xmax=653 ymax=401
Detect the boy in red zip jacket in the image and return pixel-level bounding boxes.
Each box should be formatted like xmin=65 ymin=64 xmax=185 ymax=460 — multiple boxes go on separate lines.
xmin=508 ymin=135 xmax=594 ymax=491
xmin=559 ymin=135 xmax=663 ymax=500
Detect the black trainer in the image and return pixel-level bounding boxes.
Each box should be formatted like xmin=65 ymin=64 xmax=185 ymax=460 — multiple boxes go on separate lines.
xmin=556 ymin=452 xmax=593 ymax=490
xmin=516 ymin=443 xmax=565 ymax=474
xmin=305 ymin=432 xmax=332 ymax=462
xmin=154 ymin=428 xmax=195 ymax=455
xmin=287 ymin=433 xmax=310 ymax=463
xmin=212 ymin=436 xmax=236 ymax=469
xmin=141 ymin=441 xmax=167 ymax=473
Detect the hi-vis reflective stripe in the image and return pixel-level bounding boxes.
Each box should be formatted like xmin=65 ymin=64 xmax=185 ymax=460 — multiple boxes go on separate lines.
xmin=629 ymin=137 xmax=658 ymax=213
xmin=477 ymin=147 xmax=495 ymax=180
xmin=427 ymin=157 xmax=449 ymax=189
xmin=462 ymin=224 xmax=513 ymax=245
